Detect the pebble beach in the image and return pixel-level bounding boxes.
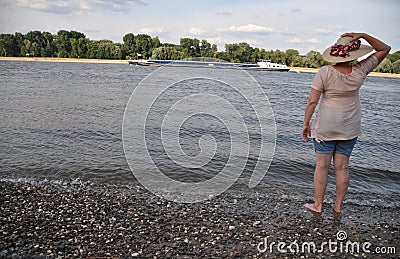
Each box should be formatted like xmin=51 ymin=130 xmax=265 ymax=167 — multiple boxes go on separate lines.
xmin=1 ymin=57 xmax=399 ymax=258
xmin=1 ymin=180 xmax=398 ymax=258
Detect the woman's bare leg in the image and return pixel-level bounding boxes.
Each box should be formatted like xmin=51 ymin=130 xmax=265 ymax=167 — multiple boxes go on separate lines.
xmin=332 ymin=152 xmax=350 ymax=213
xmin=305 ymin=153 xmax=333 ymax=212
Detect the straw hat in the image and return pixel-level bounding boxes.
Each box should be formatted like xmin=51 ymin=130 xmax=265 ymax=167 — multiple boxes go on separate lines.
xmin=322 ymin=36 xmax=374 ymax=63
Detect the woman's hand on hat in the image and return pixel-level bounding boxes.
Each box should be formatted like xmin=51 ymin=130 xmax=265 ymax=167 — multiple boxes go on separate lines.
xmin=341 ymin=32 xmax=365 ymax=42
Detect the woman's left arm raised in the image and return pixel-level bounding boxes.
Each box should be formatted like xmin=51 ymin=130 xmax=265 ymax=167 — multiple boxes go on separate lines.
xmin=342 ymin=32 xmax=391 ymax=64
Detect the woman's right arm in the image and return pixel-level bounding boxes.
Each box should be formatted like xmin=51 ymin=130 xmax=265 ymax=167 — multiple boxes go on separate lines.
xmin=342 ymin=32 xmax=391 ymax=64
xmin=302 ymin=88 xmax=321 ymax=142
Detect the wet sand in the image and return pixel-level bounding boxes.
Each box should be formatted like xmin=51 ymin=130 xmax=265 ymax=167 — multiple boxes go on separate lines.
xmin=1 ymin=180 xmax=398 ymax=258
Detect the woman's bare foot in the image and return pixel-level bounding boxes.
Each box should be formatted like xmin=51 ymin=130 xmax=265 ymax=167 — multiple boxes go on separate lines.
xmin=332 ymin=203 xmax=342 ymax=213
xmin=304 ymin=203 xmax=322 ymax=213
xmin=331 ymin=204 xmax=342 ymax=220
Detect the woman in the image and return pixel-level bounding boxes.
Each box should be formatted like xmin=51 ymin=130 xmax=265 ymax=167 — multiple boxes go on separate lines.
xmin=302 ymin=32 xmax=391 ymax=214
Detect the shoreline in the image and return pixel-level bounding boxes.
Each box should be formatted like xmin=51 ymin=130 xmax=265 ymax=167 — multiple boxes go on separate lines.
xmin=0 ymin=56 xmax=127 ymax=64
xmin=0 ymin=180 xmax=398 ymax=258
xmin=1 ymin=57 xmax=399 ymax=78
xmin=289 ymin=66 xmax=400 ymax=78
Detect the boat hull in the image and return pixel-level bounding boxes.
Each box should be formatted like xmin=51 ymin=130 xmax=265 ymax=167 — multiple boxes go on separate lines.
xmin=128 ymin=59 xmax=290 ymax=71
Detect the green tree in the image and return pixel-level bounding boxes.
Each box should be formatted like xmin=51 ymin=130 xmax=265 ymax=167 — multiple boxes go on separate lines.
xmin=14 ymin=32 xmax=25 ymax=57
xmin=0 ymin=34 xmax=16 ymax=56
xmin=258 ymin=49 xmax=268 ymax=60
xmin=179 ymin=38 xmax=202 ymax=57
xmin=374 ymin=58 xmax=392 ymax=73
xmin=152 ymin=36 xmax=161 ymax=49
xmin=192 ymin=38 xmax=200 ymax=57
xmin=224 ymin=43 xmax=246 ymax=62
xmin=2 ymin=29 xmax=398 ymax=68
xmin=224 ymin=42 xmax=255 ymax=63
xmin=26 ymin=31 xmax=45 ymax=56
xmin=70 ymin=31 xmax=86 ymax=40
xmin=123 ymin=33 xmax=136 ymax=58
xmin=110 ymin=43 xmax=123 ymax=59
xmin=151 ymin=46 xmax=184 ymax=60
xmin=250 ymin=48 xmax=261 ymax=63
xmin=387 ymin=51 xmax=400 ymax=63
xmin=239 ymin=42 xmax=253 ymax=62
xmin=180 ymin=38 xmax=192 ymax=57
xmin=224 ymin=43 xmax=237 ymax=62
xmin=87 ymin=40 xmax=100 ymax=59
xmin=42 ymin=32 xmax=54 ymax=57
xmin=70 ymin=38 xmax=79 ymax=58
xmin=260 ymin=50 xmax=273 ymax=61
xmin=96 ymin=40 xmax=113 ymax=59
xmin=285 ymin=49 xmax=300 ymax=66
xmin=392 ymin=60 xmax=400 ymax=74
xmin=30 ymin=42 xmax=41 ymax=57
xmin=22 ymin=39 xmax=31 ymax=56
xmin=54 ymin=30 xmax=86 ymax=58
xmin=55 ymin=30 xmax=72 ymax=57
xmin=87 ymin=40 xmax=122 ymax=59
xmin=215 ymin=51 xmax=229 ymax=61
xmin=269 ymin=49 xmax=286 ymax=64
xmin=70 ymin=37 xmax=89 ymax=58
xmin=135 ymin=34 xmax=153 ymax=58
xmin=200 ymin=39 xmax=212 ymax=57
xmin=303 ymin=50 xmax=325 ymax=68
xmin=292 ymin=55 xmax=305 ymax=67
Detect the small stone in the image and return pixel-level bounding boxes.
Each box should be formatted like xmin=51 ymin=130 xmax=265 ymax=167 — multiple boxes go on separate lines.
xmin=253 ymin=221 xmax=261 ymax=226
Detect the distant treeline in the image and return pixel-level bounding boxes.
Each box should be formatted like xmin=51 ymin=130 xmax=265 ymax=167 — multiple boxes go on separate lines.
xmin=1 ymin=30 xmax=399 ymax=73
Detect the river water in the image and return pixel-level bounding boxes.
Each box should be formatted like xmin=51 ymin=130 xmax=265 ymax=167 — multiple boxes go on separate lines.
xmin=1 ymin=60 xmax=399 ymax=206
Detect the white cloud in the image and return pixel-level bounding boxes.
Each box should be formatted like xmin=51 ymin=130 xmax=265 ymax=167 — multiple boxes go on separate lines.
xmin=281 ymin=28 xmax=296 ymax=36
xmin=315 ymin=29 xmax=332 ymax=35
xmin=217 ymin=11 xmax=232 ymax=16
xmin=286 ymin=38 xmax=302 ymax=43
xmin=140 ymin=27 xmax=167 ymax=35
xmin=219 ymin=24 xmax=274 ymax=34
xmin=241 ymin=38 xmax=262 ymax=46
xmin=3 ymin=0 xmax=399 ymax=54
xmin=16 ymin=0 xmax=147 ymax=14
xmin=306 ymin=38 xmax=321 ymax=44
xmin=204 ymin=36 xmax=227 ymax=50
xmin=188 ymin=27 xmax=206 ymax=36
xmin=16 ymin=0 xmax=89 ymax=14
xmin=286 ymin=38 xmax=321 ymax=44
xmin=290 ymin=8 xmax=302 ymax=12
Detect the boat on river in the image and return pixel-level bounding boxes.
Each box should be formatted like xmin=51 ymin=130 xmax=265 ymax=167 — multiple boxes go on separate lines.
xmin=128 ymin=57 xmax=290 ymax=72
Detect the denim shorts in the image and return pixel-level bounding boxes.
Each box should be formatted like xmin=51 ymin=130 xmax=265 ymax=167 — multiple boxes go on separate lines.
xmin=313 ymin=137 xmax=358 ymax=156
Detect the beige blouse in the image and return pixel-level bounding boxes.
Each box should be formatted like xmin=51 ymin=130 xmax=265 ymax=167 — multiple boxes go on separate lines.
xmin=311 ymin=55 xmax=379 ymax=141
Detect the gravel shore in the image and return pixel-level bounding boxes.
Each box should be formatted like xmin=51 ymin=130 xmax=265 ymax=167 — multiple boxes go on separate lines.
xmin=1 ymin=180 xmax=398 ymax=258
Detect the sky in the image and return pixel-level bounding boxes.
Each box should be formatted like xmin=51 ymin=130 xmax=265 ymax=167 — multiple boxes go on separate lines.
xmin=1 ymin=0 xmax=399 ymax=54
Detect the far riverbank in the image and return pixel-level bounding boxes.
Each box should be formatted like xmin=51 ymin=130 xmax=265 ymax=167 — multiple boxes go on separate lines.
xmin=0 ymin=56 xmax=127 ymax=64
xmin=1 ymin=57 xmax=399 ymax=78
xmin=288 ymin=66 xmax=400 ymax=78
